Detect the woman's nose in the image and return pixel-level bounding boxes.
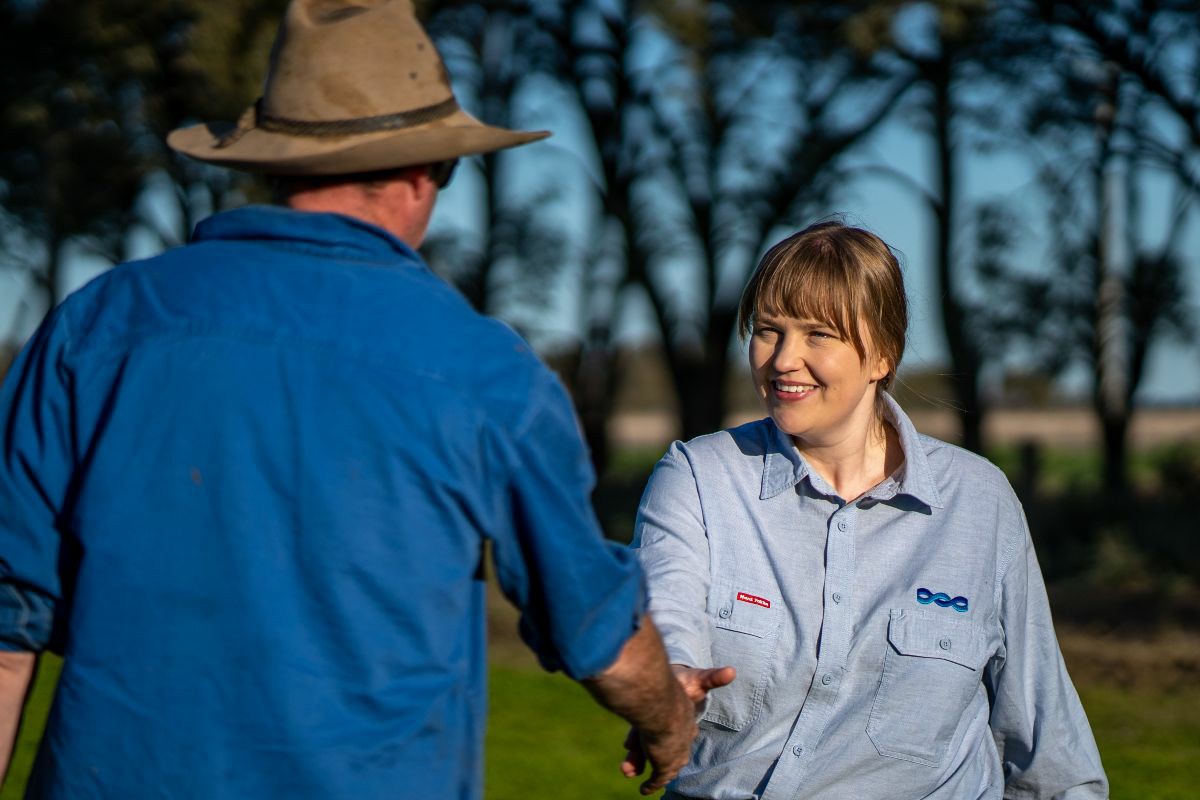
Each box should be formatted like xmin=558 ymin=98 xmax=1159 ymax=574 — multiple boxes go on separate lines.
xmin=772 ymin=335 xmax=806 ymax=373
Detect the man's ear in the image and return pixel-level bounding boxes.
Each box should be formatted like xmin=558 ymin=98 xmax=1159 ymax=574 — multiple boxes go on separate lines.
xmin=390 ymin=164 xmax=434 ymax=197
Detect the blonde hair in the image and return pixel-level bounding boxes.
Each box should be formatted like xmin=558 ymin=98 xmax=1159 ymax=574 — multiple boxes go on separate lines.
xmin=737 ymin=221 xmax=908 ymax=394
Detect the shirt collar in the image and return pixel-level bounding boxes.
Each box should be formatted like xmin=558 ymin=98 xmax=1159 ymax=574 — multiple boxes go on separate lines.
xmin=759 ymin=392 xmax=943 ymax=509
xmin=880 ymin=393 xmax=943 ymax=508
xmin=192 ymin=205 xmax=424 ymax=266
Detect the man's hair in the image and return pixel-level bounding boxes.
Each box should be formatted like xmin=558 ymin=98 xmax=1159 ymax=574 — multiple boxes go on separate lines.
xmin=737 ymin=220 xmax=908 ymax=393
xmin=270 ymin=166 xmax=417 ymax=204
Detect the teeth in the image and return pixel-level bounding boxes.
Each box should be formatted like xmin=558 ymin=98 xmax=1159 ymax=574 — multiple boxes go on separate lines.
xmin=775 ymin=382 xmax=816 ymax=393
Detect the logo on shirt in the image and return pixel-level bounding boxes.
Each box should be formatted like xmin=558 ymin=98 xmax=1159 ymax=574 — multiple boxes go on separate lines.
xmin=916 ymin=587 xmax=968 ymax=613
xmin=736 ymin=591 xmax=771 ymax=609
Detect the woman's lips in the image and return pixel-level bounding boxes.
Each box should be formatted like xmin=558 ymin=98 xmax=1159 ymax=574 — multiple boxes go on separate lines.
xmin=772 ymin=380 xmax=817 ymax=401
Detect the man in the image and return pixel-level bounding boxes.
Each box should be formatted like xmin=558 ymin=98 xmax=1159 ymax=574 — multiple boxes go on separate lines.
xmin=0 ymin=1 xmax=731 ymax=796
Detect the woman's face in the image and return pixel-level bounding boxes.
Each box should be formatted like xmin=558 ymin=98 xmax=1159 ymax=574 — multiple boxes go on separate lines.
xmin=748 ymin=312 xmax=889 ymax=447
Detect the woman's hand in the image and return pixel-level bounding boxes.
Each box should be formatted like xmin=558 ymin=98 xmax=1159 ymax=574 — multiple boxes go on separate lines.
xmin=671 ymin=664 xmax=737 ymax=712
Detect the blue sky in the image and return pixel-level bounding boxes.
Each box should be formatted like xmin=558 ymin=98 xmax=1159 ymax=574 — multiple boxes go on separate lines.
xmin=4 ymin=109 xmax=1196 ymax=404
xmin=3 ymin=10 xmax=1198 ymax=405
xmin=425 ymin=59 xmax=1200 ymax=405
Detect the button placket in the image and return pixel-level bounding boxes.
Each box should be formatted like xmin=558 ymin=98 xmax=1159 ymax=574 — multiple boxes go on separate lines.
xmin=760 ymin=506 xmax=857 ymax=800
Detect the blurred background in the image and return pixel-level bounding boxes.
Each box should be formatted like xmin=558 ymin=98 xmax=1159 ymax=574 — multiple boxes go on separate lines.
xmin=1 ymin=0 xmax=1198 ymax=796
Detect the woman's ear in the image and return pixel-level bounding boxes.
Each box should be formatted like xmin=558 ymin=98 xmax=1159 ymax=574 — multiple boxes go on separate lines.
xmin=869 ymin=354 xmax=890 ymax=384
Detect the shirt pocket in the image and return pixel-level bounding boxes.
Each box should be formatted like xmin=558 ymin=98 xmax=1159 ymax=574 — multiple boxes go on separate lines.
xmin=867 ymin=609 xmax=988 ymax=767
xmin=700 ymin=582 xmax=781 ymax=732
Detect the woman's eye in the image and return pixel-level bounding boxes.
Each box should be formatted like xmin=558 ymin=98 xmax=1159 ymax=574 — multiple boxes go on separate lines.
xmin=811 ymin=330 xmax=837 ymax=340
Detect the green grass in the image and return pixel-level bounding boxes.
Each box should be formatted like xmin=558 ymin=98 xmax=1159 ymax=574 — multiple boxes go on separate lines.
xmin=485 ymin=671 xmax=1200 ymax=798
xmin=985 ymin=440 xmax=1200 ymax=495
xmin=1080 ymin=685 xmax=1200 ymax=798
xmin=485 ymin=667 xmax=635 ymax=799
xmin=5 ymin=656 xmax=1199 ymax=797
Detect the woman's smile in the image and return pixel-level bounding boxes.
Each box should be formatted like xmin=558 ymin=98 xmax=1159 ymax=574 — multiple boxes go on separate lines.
xmin=771 ymin=379 xmax=819 ymax=401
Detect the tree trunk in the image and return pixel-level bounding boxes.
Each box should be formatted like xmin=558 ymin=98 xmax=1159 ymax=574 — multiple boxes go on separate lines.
xmin=576 ymin=298 xmax=620 ymax=475
xmin=675 ymin=351 xmax=729 ymax=443
xmin=1091 ymin=66 xmax=1130 ymax=497
xmin=1100 ymin=412 xmax=1128 ymax=495
xmin=41 ymin=230 xmax=65 ymax=314
xmin=930 ymin=52 xmax=984 ymax=453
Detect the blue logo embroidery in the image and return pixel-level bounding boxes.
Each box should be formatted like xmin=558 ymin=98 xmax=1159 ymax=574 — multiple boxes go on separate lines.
xmin=916 ymin=587 xmax=968 ymax=613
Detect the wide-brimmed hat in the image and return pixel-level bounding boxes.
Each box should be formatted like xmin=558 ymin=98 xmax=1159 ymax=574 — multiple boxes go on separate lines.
xmin=168 ymin=0 xmax=549 ymax=175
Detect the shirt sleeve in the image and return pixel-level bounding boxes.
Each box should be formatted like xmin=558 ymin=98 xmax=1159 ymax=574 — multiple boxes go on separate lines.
xmin=631 ymin=442 xmax=712 ymax=669
xmin=487 ymin=372 xmax=643 ymax=681
xmin=986 ymin=502 xmax=1108 ymax=799
xmin=0 ymin=308 xmax=76 ymax=653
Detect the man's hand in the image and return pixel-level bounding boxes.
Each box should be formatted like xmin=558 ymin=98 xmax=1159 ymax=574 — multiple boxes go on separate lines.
xmin=619 ymin=665 xmax=736 ymax=793
xmin=581 ymin=620 xmax=713 ymax=795
xmin=0 ymin=650 xmax=36 ymax=784
xmin=619 ymin=700 xmax=695 ymax=795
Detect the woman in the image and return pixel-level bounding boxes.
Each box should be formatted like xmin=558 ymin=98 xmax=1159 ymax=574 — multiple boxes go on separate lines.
xmin=631 ymin=222 xmax=1107 ymax=799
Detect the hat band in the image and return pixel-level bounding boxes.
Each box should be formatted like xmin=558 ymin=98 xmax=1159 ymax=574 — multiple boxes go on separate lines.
xmin=215 ymin=96 xmax=461 ymax=148
xmin=258 ymin=96 xmax=460 ymax=137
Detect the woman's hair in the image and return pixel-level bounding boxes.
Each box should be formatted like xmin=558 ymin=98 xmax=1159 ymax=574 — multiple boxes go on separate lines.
xmin=737 ymin=220 xmax=908 ymax=392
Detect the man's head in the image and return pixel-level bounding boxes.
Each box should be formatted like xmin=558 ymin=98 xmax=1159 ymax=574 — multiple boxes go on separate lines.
xmin=167 ymin=0 xmax=547 ymax=240
xmin=275 ymin=161 xmax=456 ymax=246
xmin=271 ymin=159 xmax=458 ymax=246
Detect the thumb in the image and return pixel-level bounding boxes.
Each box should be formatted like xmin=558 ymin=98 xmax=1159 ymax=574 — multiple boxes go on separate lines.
xmin=695 ymin=666 xmax=736 ymax=695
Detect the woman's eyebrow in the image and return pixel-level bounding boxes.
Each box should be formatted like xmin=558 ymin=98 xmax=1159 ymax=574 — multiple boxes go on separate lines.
xmin=796 ymin=318 xmax=839 ymax=331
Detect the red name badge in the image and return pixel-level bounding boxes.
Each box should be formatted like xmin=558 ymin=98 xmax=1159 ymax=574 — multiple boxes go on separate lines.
xmin=736 ymin=592 xmax=770 ymax=609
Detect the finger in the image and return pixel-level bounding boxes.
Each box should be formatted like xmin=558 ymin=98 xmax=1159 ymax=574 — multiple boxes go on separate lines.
xmin=675 ymin=666 xmax=737 ymax=703
xmin=621 ymin=737 xmax=646 ymax=778
xmin=672 ymin=668 xmax=708 ymax=703
xmin=640 ymin=763 xmax=681 ymax=796
xmin=696 ymin=666 xmax=737 ymax=693
xmin=640 ymin=772 xmax=666 ymax=795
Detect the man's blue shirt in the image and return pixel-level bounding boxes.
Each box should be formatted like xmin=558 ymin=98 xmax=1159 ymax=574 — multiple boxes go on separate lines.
xmin=0 ymin=205 xmax=642 ymax=798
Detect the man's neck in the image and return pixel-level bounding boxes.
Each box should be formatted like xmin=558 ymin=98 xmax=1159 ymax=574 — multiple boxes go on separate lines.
xmin=284 ymin=175 xmax=434 ymax=248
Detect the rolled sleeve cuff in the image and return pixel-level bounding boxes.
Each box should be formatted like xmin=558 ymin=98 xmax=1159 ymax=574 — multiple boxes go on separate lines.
xmin=558 ymin=560 xmax=646 ymax=680
xmin=0 ymin=582 xmax=54 ymax=652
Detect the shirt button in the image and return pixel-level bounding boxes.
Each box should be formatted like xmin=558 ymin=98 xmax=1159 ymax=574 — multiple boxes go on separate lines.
xmin=719 ymin=607 xmax=731 ymax=619
xmin=792 ymin=744 xmax=804 ymax=757
xmin=831 ymin=592 xmax=842 ymax=604
xmin=836 ymin=521 xmax=848 ymax=532
xmin=939 ymin=637 xmax=952 ymax=651
xmin=821 ymin=673 xmax=833 ymax=685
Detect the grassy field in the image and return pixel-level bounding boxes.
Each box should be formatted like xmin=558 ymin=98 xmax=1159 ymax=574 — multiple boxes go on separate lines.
xmin=485 ymin=667 xmax=1200 ymax=799
xmin=4 ymin=629 xmax=1198 ymax=798
xmin=1076 ymin=683 xmax=1200 ymax=798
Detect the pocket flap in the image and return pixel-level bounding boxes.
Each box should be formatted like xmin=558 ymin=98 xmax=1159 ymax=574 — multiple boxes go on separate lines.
xmin=886 ymin=611 xmax=985 ymax=669
xmin=711 ymin=584 xmax=778 ymax=638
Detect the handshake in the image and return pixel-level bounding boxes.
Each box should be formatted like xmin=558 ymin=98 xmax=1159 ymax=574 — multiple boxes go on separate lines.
xmin=584 ymin=620 xmax=736 ymax=796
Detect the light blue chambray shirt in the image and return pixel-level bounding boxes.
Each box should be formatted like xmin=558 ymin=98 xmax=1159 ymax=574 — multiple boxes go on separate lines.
xmin=633 ymin=395 xmax=1107 ymax=800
